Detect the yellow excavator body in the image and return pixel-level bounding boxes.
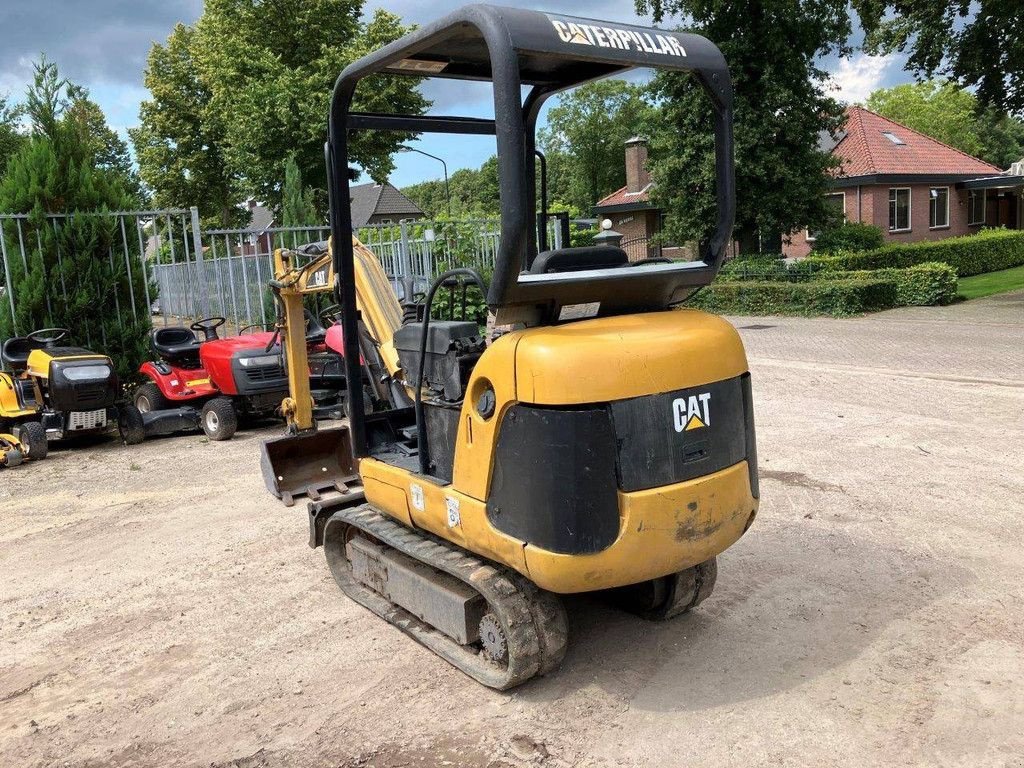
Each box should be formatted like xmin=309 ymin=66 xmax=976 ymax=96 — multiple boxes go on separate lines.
xmin=355 ymin=309 xmax=756 ymax=594
xmin=265 ymin=4 xmax=758 ymax=689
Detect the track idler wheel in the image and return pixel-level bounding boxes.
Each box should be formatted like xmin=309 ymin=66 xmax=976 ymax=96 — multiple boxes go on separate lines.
xmin=610 ymin=557 xmax=718 ymax=621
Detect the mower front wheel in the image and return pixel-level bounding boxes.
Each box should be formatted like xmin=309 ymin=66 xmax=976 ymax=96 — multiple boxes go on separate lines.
xmin=134 ymin=382 xmax=169 ymax=413
xmin=2 ymin=448 xmax=23 ymax=468
xmin=14 ymin=421 xmax=48 ymax=460
xmin=120 ymin=406 xmax=146 ymax=446
xmin=201 ymin=398 xmax=237 ymax=441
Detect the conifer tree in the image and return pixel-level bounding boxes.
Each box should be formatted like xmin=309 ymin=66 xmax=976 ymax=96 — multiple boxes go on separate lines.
xmin=0 ymin=59 xmax=151 ymax=384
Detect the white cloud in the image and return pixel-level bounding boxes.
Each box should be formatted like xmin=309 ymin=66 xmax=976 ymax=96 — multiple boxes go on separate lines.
xmin=828 ymin=54 xmax=899 ymax=104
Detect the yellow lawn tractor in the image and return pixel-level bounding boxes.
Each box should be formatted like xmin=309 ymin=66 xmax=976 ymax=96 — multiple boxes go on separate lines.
xmin=0 ymin=328 xmax=145 ymax=448
xmin=263 ymin=4 xmax=758 ymax=690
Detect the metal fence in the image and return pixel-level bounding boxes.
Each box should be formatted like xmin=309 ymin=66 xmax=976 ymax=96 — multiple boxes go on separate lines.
xmin=0 ymin=207 xmax=196 ymax=342
xmin=0 ymin=207 xmax=597 ymax=336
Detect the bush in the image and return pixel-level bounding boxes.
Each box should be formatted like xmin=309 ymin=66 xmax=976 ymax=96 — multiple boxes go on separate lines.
xmin=720 ymin=257 xmax=822 ymax=282
xmin=812 ymin=221 xmax=885 ymax=254
xmin=807 ymin=229 xmax=1024 ymax=277
xmin=691 ymin=278 xmax=898 ymax=317
xmin=818 ymin=262 xmax=958 ymax=306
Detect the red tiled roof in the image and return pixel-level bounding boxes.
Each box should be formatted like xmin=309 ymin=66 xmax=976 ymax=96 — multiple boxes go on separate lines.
xmin=834 ymin=106 xmax=1001 ymax=178
xmin=594 ymin=182 xmax=654 ymax=210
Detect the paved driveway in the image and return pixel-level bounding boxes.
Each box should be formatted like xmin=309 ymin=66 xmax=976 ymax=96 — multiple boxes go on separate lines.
xmin=1 ymin=295 xmax=1022 ymax=768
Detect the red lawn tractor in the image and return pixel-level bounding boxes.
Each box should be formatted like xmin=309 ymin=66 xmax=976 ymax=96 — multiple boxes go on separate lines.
xmin=135 ymin=317 xmax=292 ymax=441
xmin=134 ymin=314 xmax=355 ymax=441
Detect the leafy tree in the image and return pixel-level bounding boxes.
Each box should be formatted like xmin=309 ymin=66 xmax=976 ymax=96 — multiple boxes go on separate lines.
xmin=538 ymin=80 xmax=656 ymax=211
xmin=636 ymin=0 xmax=851 ymax=253
xmin=854 ymin=0 xmax=1024 ymax=117
xmin=0 ymin=94 xmax=26 ymax=176
xmin=403 ymin=156 xmax=501 ymax=218
xmin=866 ymin=80 xmax=1024 ymax=168
xmin=281 ymin=153 xmax=319 ymax=227
xmin=975 ymin=109 xmax=1024 ymax=169
xmin=131 ymin=23 xmax=241 ymax=226
xmin=194 ymin=1 xmax=429 ymax=209
xmin=68 ymin=98 xmax=146 ymax=205
xmin=0 ymin=60 xmax=150 ymax=383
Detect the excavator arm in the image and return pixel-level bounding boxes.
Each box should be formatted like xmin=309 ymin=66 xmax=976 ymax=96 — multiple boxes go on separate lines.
xmin=270 ymin=237 xmax=405 ymax=433
xmin=262 ymin=236 xmax=407 ymax=505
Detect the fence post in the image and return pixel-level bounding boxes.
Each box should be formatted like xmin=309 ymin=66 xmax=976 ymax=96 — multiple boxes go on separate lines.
xmin=0 ymin=223 xmax=17 ymax=335
xmin=190 ymin=206 xmax=210 ymax=317
xmin=398 ymin=220 xmax=413 ymax=279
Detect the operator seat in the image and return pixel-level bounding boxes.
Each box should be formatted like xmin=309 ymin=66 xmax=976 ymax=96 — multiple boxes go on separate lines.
xmin=1 ymin=337 xmax=39 ymax=373
xmin=151 ymin=327 xmax=200 ymax=365
xmin=529 ymin=246 xmax=629 ymax=274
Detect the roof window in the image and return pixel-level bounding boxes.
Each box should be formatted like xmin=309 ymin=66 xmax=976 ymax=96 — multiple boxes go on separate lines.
xmin=882 ymin=131 xmax=906 ymax=145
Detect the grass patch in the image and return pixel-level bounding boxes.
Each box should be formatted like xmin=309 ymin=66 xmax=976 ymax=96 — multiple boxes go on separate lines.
xmin=957 ymin=265 xmax=1024 ymax=300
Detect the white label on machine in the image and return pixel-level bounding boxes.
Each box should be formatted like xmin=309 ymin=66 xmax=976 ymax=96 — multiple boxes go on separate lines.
xmin=410 ymin=483 xmax=425 ymax=511
xmin=558 ymin=302 xmax=600 ymax=321
xmin=445 ymin=497 xmax=461 ymax=528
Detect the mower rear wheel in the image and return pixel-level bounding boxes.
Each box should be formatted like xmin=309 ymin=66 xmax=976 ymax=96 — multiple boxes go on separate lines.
xmin=134 ymin=382 xmax=169 ymax=413
xmin=201 ymin=398 xmax=237 ymax=441
xmin=14 ymin=421 xmax=48 ymax=460
xmin=120 ymin=406 xmax=146 ymax=445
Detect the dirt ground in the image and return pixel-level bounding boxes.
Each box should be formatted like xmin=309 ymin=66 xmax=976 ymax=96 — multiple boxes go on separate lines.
xmin=2 ymin=293 xmax=1023 ymax=768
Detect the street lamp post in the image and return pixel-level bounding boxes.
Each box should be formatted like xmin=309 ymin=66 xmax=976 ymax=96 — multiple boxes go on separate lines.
xmin=398 ymin=145 xmax=450 ymax=217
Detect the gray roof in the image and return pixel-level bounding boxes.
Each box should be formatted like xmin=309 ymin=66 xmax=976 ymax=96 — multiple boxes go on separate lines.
xmin=349 ymin=182 xmax=424 ymax=227
xmin=248 ymin=202 xmax=274 ymax=231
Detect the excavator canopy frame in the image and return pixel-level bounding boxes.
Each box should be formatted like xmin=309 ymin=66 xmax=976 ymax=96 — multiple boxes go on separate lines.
xmin=328 ymin=3 xmax=736 ymax=457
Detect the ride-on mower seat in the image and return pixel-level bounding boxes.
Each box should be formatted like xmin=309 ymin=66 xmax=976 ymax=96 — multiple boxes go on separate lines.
xmin=1 ymin=337 xmax=39 ymax=372
xmin=305 ymin=310 xmax=327 ymax=346
xmin=151 ymin=327 xmax=200 ymax=363
xmin=529 ymin=246 xmax=629 ymax=274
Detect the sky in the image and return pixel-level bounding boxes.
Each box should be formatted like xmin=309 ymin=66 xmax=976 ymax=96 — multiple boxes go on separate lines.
xmin=0 ymin=0 xmax=908 ymax=189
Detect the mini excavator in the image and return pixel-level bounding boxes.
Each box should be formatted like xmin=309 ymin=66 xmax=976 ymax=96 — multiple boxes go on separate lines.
xmin=262 ymin=4 xmax=759 ymax=690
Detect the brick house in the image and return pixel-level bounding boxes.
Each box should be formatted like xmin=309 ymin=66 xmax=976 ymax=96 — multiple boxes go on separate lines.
xmin=593 ymin=137 xmax=662 ymax=260
xmin=785 ymin=106 xmax=1024 ymax=258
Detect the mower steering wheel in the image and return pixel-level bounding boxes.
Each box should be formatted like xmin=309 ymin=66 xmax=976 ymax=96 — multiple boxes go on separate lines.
xmin=27 ymin=327 xmax=69 ymax=346
xmin=319 ymin=304 xmax=342 ymax=326
xmin=190 ymin=316 xmax=227 ymax=341
xmin=238 ymin=323 xmax=270 ymax=335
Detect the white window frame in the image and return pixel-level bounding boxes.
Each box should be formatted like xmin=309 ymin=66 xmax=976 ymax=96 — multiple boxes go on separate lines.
xmin=929 ymin=187 xmax=950 ymax=229
xmin=888 ymin=187 xmax=911 ymax=233
xmin=806 ymin=191 xmax=847 ymax=242
xmin=968 ymin=190 xmax=986 ymax=226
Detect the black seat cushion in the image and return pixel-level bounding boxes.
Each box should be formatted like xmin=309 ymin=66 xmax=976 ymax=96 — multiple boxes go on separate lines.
xmin=305 ymin=309 xmax=327 ymax=345
xmin=1 ymin=337 xmax=40 ymax=372
xmin=152 ymin=327 xmax=199 ymax=362
xmin=529 ymin=246 xmax=629 ymax=274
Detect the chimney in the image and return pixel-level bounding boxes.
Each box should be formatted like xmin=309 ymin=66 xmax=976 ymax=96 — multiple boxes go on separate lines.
xmin=624 ymin=137 xmax=650 ymax=194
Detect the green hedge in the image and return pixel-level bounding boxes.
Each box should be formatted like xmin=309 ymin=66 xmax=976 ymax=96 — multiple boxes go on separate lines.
xmin=691 ymin=278 xmax=898 ymax=317
xmin=814 ymin=262 xmax=958 ymax=306
xmin=812 ymin=221 xmax=885 ymax=254
xmin=807 ymin=229 xmax=1024 ymax=277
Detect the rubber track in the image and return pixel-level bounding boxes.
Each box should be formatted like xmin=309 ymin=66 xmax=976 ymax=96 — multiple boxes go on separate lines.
xmin=322 ymin=504 xmax=567 ymax=690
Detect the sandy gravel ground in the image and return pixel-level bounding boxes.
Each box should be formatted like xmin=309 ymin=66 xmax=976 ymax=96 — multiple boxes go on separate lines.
xmin=2 ymin=293 xmax=1022 ymax=768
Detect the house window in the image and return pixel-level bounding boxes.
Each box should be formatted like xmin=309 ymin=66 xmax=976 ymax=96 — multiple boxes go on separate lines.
xmin=968 ymin=191 xmax=986 ymax=226
xmin=807 ymin=192 xmax=846 ymax=241
xmin=888 ymin=188 xmax=911 ymax=232
xmin=881 ymin=131 xmax=906 ymax=145
xmin=929 ymin=187 xmax=949 ymax=229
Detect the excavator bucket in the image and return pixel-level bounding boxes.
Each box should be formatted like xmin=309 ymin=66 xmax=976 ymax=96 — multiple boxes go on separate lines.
xmin=260 ymin=426 xmax=362 ymax=507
